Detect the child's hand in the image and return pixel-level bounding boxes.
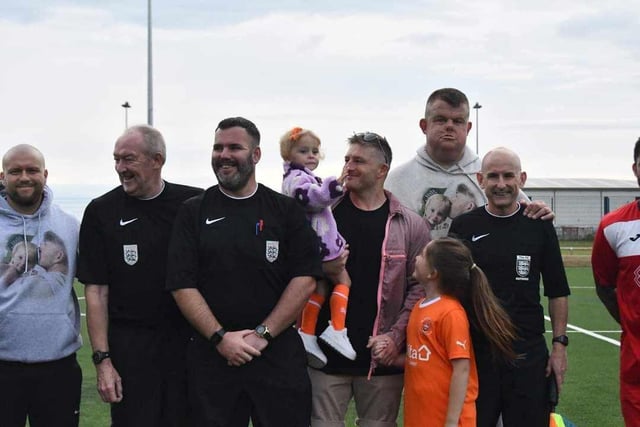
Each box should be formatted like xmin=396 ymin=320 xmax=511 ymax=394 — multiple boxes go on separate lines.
xmin=367 ymin=335 xmax=386 ymax=354
xmin=9 ymin=254 xmax=26 ymax=271
xmin=367 ymin=334 xmax=401 ymax=366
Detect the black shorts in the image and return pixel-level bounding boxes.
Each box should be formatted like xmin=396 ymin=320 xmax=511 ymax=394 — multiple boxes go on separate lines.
xmin=476 ymin=336 xmax=550 ymax=427
xmin=187 ymin=328 xmax=311 ymax=427
xmin=109 ymin=321 xmax=191 ymax=427
xmin=0 ymin=353 xmax=81 ymax=427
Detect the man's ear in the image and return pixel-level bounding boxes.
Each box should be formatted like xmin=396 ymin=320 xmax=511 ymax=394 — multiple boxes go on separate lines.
xmin=419 ymin=118 xmax=428 ymax=134
xmin=476 ymin=172 xmax=485 ymax=189
xmin=519 ymin=171 xmax=527 ymax=187
xmin=151 ymin=153 xmax=164 ymax=169
xmin=253 ymin=146 xmax=262 ymax=164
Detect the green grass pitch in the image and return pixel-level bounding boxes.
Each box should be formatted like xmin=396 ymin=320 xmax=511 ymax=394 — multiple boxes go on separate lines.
xmin=73 ymin=267 xmax=623 ymax=426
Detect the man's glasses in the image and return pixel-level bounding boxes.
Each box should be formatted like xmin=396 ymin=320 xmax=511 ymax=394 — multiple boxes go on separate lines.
xmin=354 ymin=132 xmax=389 ymax=165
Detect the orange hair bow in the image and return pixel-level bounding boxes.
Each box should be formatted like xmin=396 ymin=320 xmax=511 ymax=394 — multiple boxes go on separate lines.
xmin=290 ymin=127 xmax=303 ymax=141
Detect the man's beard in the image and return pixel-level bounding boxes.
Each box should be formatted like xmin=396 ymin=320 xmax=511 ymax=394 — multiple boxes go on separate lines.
xmin=212 ymin=155 xmax=255 ymax=192
xmin=7 ymin=184 xmax=44 ymax=210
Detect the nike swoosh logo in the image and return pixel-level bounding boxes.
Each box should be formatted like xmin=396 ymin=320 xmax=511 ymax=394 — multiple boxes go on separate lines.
xmin=119 ymin=218 xmax=139 ymax=226
xmin=471 ymin=233 xmax=490 ymax=242
xmin=205 ymin=217 xmax=226 ymax=225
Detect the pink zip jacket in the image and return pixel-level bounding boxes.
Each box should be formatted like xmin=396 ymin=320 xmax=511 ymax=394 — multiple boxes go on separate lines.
xmin=335 ymin=190 xmax=430 ymax=375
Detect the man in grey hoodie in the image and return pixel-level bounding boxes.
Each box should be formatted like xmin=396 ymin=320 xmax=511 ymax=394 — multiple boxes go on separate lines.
xmin=0 ymin=144 xmax=82 ymax=427
xmin=386 ymin=88 xmax=551 ymax=239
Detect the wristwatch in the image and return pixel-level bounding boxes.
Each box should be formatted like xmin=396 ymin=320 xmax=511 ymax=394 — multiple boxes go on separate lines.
xmin=552 ymin=335 xmax=569 ymax=347
xmin=254 ymin=324 xmax=273 ymax=341
xmin=92 ymin=350 xmax=111 ymax=365
xmin=209 ymin=328 xmax=226 ymax=347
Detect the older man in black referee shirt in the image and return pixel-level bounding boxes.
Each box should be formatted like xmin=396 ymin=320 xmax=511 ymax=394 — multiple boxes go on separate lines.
xmin=78 ymin=125 xmax=202 ymax=426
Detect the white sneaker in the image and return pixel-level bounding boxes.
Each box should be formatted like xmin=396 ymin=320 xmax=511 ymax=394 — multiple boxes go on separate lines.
xmin=298 ymin=330 xmax=327 ymax=368
xmin=319 ymin=322 xmax=357 ymax=360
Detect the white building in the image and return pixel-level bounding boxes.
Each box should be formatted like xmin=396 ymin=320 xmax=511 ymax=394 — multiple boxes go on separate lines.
xmin=523 ymin=178 xmax=638 ymax=239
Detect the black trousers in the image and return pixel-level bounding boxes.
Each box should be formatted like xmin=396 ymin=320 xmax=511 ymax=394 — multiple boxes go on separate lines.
xmin=0 ymin=353 xmax=82 ymax=427
xmin=187 ymin=330 xmax=311 ymax=427
xmin=109 ymin=321 xmax=191 ymax=427
xmin=476 ymin=336 xmax=551 ymax=427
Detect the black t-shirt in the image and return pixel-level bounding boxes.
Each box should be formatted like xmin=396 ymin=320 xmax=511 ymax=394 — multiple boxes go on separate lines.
xmin=77 ymin=182 xmax=202 ymax=326
xmin=319 ymin=195 xmax=393 ymax=375
xmin=449 ymin=205 xmax=570 ymax=347
xmin=166 ymin=184 xmax=323 ymax=329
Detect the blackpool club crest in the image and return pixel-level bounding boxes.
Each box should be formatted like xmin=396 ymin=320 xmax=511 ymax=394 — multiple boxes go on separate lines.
xmin=265 ymin=240 xmax=279 ymax=263
xmin=123 ymin=244 xmax=139 ymax=266
xmin=516 ymin=255 xmax=531 ymax=280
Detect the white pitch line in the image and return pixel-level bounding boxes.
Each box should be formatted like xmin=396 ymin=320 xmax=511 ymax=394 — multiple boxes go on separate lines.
xmin=544 ymin=315 xmax=621 ymax=347
xmin=547 ymin=330 xmax=621 ymax=334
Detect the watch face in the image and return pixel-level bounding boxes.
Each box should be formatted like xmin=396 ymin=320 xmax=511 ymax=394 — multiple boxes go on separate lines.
xmin=255 ymin=324 xmax=271 ymax=340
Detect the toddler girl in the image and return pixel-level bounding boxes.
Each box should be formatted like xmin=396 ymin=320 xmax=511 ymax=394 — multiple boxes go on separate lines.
xmin=280 ymin=127 xmax=356 ymax=368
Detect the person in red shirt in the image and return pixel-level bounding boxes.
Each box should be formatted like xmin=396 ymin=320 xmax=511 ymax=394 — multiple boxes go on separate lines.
xmin=592 ymin=136 xmax=640 ymax=427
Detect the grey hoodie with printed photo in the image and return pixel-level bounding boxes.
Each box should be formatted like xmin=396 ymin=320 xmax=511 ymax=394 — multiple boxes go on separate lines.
xmin=0 ymin=186 xmax=82 ymax=362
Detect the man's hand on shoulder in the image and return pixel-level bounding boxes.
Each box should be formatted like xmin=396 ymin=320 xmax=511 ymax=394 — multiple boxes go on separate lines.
xmin=521 ymin=199 xmax=555 ymax=220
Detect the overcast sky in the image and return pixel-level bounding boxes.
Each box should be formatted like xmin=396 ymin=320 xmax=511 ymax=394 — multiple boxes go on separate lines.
xmin=1 ymin=0 xmax=638 ymax=192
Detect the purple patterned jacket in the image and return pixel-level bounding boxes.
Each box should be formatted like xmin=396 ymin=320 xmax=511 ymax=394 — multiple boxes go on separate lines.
xmin=282 ymin=162 xmax=346 ymax=261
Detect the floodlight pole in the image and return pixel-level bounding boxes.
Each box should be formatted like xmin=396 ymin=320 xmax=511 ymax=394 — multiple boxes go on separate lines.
xmin=147 ymin=0 xmax=153 ymax=126
xmin=122 ymin=102 xmax=131 ymax=129
xmin=473 ymin=102 xmax=482 ymax=154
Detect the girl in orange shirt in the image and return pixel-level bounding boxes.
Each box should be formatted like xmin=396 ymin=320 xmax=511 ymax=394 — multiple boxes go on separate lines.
xmin=371 ymin=237 xmax=516 ymax=427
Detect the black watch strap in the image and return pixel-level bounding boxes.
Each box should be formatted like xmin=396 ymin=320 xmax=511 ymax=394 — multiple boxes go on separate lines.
xmin=209 ymin=328 xmax=226 ymax=347
xmin=92 ymin=350 xmax=111 ymax=365
xmin=552 ymin=335 xmax=569 ymax=346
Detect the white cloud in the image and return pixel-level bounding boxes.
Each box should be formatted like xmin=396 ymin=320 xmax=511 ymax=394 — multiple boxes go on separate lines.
xmin=0 ymin=1 xmax=638 ymax=194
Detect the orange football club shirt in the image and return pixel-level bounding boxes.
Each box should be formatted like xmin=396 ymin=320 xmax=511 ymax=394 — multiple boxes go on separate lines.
xmin=403 ymin=295 xmax=478 ymax=427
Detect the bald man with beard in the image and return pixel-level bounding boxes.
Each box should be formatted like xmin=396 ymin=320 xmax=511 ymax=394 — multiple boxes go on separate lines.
xmin=0 ymin=144 xmax=82 ymax=427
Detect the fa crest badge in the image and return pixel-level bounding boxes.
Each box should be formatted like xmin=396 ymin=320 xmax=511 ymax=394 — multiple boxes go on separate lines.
xmin=516 ymin=255 xmax=531 ymax=279
xmin=266 ymin=240 xmax=279 ymax=263
xmin=123 ymin=244 xmax=138 ymax=266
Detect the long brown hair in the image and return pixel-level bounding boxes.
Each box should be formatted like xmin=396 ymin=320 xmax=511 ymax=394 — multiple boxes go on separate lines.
xmin=426 ymin=237 xmax=517 ymax=361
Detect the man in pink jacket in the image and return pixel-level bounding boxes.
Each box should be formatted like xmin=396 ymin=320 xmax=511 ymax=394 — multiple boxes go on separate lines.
xmin=308 ymin=132 xmax=430 ymax=427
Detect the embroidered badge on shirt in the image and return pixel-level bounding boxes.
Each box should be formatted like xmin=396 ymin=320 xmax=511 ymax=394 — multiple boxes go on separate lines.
xmin=266 ymin=240 xmax=279 ymax=263
xmin=123 ymin=244 xmax=139 ymax=266
xmin=516 ymin=255 xmax=530 ymax=280
xmin=420 ymin=317 xmax=433 ymax=336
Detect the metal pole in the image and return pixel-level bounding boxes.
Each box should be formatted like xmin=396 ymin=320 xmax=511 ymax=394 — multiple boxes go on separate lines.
xmin=473 ymin=102 xmax=482 ymax=154
xmin=122 ymin=102 xmax=131 ymax=130
xmin=147 ymin=0 xmax=153 ymax=126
